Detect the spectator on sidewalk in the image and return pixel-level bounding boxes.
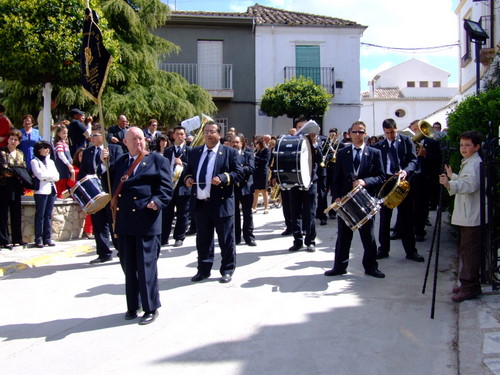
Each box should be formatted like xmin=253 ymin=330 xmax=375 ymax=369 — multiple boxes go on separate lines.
xmin=440 ymin=131 xmax=483 ymax=302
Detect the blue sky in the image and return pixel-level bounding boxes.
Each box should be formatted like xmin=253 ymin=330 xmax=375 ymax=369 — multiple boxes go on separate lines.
xmin=161 ymin=0 xmax=461 ymax=91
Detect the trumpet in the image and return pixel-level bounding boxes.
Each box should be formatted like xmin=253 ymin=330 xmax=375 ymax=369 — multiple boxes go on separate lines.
xmin=319 ymin=135 xmax=340 ymax=167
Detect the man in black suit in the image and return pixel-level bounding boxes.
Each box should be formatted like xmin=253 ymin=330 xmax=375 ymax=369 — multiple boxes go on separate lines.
xmin=184 ymin=121 xmax=244 ymax=283
xmin=106 ymin=127 xmax=172 ymax=325
xmin=373 ymin=118 xmax=424 ymax=262
xmin=232 ymin=134 xmax=256 ymax=247
xmin=287 ymin=117 xmax=322 ymax=253
xmin=78 ymin=123 xmax=123 ymax=265
xmin=106 ymin=114 xmax=129 ymax=153
xmin=68 ymin=108 xmax=89 ymax=157
xmin=162 ymin=126 xmax=191 ymax=247
xmin=324 ymin=121 xmax=386 ymax=278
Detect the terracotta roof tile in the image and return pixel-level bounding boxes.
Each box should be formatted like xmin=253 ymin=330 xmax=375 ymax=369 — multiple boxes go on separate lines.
xmin=362 ymin=88 xmax=403 ymax=99
xmin=172 ymin=4 xmax=365 ymax=28
xmin=247 ymin=4 xmax=364 ymax=27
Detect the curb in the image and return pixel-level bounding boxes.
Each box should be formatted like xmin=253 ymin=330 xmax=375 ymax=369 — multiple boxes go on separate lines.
xmin=0 ymin=245 xmax=94 ymax=277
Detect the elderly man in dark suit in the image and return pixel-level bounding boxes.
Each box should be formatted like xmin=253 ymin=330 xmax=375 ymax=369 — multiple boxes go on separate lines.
xmin=184 ymin=121 xmax=244 ymax=284
xmin=324 ymin=121 xmax=386 ymax=278
xmin=162 ymin=126 xmax=191 ymax=247
xmin=373 ymin=118 xmax=424 ymax=262
xmin=105 ymin=127 xmax=172 ymax=325
xmin=106 ymin=114 xmax=129 ymax=153
xmin=78 ymin=123 xmax=123 ymax=265
xmin=232 ymin=134 xmax=256 ymax=247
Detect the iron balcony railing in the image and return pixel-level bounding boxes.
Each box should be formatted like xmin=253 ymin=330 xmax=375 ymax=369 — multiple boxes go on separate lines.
xmin=158 ymin=63 xmax=233 ymax=90
xmin=284 ymin=66 xmax=335 ymax=94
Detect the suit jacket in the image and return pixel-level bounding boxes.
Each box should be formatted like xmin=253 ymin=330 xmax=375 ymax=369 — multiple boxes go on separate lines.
xmin=164 ymin=143 xmax=191 ymax=196
xmin=236 ymin=149 xmax=255 ymax=196
xmin=106 ymin=124 xmax=129 ymax=152
xmin=184 ymin=144 xmax=244 ymax=218
xmin=332 ymin=145 xmax=385 ymax=200
xmin=373 ymin=134 xmax=417 ymax=176
xmin=111 ymin=152 xmax=172 ymax=236
xmin=79 ymin=144 xmax=123 ymax=192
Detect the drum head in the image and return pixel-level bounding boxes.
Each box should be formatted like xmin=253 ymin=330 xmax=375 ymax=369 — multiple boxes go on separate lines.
xmin=298 ymin=138 xmax=313 ymax=189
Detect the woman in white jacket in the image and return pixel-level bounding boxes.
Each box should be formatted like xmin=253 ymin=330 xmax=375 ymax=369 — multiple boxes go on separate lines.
xmin=31 ymin=140 xmax=59 ymax=248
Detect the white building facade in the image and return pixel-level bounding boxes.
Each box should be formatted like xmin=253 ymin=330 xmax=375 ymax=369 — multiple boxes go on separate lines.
xmin=250 ymin=5 xmax=366 ymax=136
xmin=361 ymin=58 xmax=456 ymax=135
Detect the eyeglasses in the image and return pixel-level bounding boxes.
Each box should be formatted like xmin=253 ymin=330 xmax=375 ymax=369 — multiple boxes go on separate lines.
xmin=90 ymin=133 xmax=102 ymax=137
xmin=204 ymin=130 xmax=218 ymax=135
xmin=351 ymin=130 xmax=366 ymax=134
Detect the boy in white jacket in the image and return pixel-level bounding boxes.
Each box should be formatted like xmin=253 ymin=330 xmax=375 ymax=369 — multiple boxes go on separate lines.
xmin=440 ymin=131 xmax=482 ymax=302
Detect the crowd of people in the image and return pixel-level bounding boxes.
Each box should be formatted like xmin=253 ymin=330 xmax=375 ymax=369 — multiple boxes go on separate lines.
xmin=0 ymin=103 xmax=483 ymax=324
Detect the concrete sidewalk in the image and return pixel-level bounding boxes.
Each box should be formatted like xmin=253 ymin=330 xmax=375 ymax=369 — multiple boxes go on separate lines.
xmin=0 ymin=207 xmax=497 ymax=374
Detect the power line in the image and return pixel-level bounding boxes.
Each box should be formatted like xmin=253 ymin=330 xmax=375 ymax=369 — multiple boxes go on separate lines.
xmin=361 ymin=42 xmax=459 ymax=51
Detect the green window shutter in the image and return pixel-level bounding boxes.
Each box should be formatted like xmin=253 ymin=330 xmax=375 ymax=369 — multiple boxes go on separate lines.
xmin=295 ymin=45 xmax=320 ymax=85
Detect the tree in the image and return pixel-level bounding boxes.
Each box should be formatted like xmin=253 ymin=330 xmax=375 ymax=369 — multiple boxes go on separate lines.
xmin=0 ymin=0 xmax=216 ymax=129
xmin=259 ymin=76 xmax=332 ymax=120
xmin=446 ymin=86 xmax=500 ymax=168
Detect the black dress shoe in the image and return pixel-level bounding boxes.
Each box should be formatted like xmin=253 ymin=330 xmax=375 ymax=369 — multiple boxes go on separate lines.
xmin=191 ymin=272 xmax=210 ymax=282
xmin=220 ymin=274 xmax=232 ymax=283
xmin=139 ymin=310 xmax=158 ymax=325
xmin=89 ymin=255 xmax=113 ymax=264
xmin=124 ymin=310 xmax=138 ymax=320
xmin=288 ymin=243 xmax=303 ymax=252
xmin=35 ymin=242 xmax=44 ymax=249
xmin=406 ymin=252 xmax=425 ymax=262
xmin=44 ymin=241 xmax=56 ymax=247
xmin=281 ymin=229 xmax=292 ymax=236
xmin=365 ymin=269 xmax=385 ymax=278
xmin=246 ymin=240 xmax=257 ymax=247
xmin=173 ymin=240 xmax=183 ymax=247
xmin=305 ymin=244 xmax=316 ymax=252
xmin=2 ymin=244 xmax=13 ymax=250
xmin=376 ymin=251 xmax=389 ymax=259
xmin=324 ymin=268 xmax=347 ymax=276
xmin=320 ymin=219 xmax=327 ymax=226
xmin=390 ymin=232 xmax=401 ymax=240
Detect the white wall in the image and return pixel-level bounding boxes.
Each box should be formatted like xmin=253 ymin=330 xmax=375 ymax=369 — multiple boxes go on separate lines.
xmin=255 ymin=25 xmax=365 ymax=135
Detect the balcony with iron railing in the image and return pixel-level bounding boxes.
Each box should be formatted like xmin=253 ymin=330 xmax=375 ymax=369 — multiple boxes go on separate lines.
xmin=284 ymin=66 xmax=335 ymax=94
xmin=158 ymin=63 xmax=234 ymax=98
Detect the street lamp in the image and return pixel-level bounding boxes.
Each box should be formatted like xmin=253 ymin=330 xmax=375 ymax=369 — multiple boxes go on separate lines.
xmin=463 ymin=19 xmax=489 ymax=93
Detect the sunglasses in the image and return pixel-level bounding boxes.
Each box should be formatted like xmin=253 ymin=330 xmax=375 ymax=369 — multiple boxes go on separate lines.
xmin=351 ymin=130 xmax=366 ymax=134
xmin=90 ymin=133 xmax=102 ymax=137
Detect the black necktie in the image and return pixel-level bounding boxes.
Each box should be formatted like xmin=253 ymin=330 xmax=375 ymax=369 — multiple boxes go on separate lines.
xmin=95 ymin=148 xmax=102 ymax=174
xmin=175 ymin=146 xmax=182 ymax=158
xmin=198 ymin=149 xmax=212 ymax=190
xmin=128 ymin=157 xmax=135 ymax=175
xmin=353 ymin=148 xmax=361 ymax=170
xmin=389 ymin=141 xmax=399 ymax=173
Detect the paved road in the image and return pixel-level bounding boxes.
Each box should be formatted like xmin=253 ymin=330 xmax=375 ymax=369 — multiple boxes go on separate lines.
xmin=0 ymin=206 xmax=461 ymax=374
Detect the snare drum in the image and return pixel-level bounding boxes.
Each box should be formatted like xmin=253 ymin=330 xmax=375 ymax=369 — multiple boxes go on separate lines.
xmin=70 ymin=175 xmax=110 ymax=215
xmin=377 ymin=174 xmax=410 ymax=209
xmin=273 ymin=135 xmax=313 ymax=190
xmin=333 ymin=185 xmax=381 ymax=231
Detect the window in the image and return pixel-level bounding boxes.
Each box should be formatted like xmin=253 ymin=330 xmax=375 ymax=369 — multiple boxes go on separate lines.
xmin=407 ymin=81 xmax=415 ymax=88
xmin=419 ymin=81 xmax=429 ymax=88
xmin=198 ymin=40 xmax=223 ymax=89
xmin=395 ymin=109 xmax=406 ymax=118
xmin=295 ymin=45 xmax=320 ymax=85
xmin=335 ymin=81 xmax=343 ymax=89
xmin=433 ymin=81 xmax=441 ymax=88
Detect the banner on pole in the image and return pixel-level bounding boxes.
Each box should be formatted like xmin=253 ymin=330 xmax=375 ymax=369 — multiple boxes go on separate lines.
xmin=80 ymin=8 xmax=112 ymax=104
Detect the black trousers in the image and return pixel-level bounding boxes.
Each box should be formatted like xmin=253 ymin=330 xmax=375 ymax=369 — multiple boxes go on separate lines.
xmin=235 ymin=190 xmax=254 ymax=244
xmin=119 ymin=234 xmax=161 ymax=313
xmin=334 ymin=215 xmax=379 ymax=273
xmin=194 ymin=200 xmax=236 ymax=276
xmin=412 ymin=173 xmax=430 ymax=236
xmin=316 ymin=172 xmax=328 ymax=221
xmin=162 ymin=191 xmax=190 ymax=243
xmin=90 ymin=205 xmax=114 ymax=259
xmin=378 ymin=188 xmax=417 ymax=256
xmin=281 ymin=189 xmax=293 ymax=232
xmin=290 ymin=183 xmax=317 ymax=246
xmin=0 ymin=186 xmax=22 ymax=245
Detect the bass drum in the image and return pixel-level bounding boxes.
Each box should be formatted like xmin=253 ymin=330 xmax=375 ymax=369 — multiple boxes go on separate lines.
xmin=273 ymin=135 xmax=313 ymax=190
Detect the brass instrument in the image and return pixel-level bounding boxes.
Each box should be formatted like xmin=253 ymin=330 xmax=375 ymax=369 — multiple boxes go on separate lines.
xmin=319 ymin=135 xmax=341 ymax=167
xmin=268 ymin=155 xmax=281 ymax=202
xmin=190 ymin=114 xmax=215 ymax=147
xmin=398 ymin=120 xmax=435 ymax=152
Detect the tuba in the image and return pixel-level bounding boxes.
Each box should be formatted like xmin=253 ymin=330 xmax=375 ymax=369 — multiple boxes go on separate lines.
xmin=190 ymin=114 xmax=215 ymax=147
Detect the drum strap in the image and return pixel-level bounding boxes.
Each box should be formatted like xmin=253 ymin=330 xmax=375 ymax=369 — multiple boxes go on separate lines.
xmin=110 ymin=152 xmax=147 ymax=225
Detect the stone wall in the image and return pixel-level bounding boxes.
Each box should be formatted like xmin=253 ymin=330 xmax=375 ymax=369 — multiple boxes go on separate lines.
xmin=19 ymin=197 xmax=87 ymax=242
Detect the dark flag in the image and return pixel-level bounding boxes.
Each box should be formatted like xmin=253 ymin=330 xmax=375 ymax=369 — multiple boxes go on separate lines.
xmin=80 ymin=8 xmax=112 ymax=104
